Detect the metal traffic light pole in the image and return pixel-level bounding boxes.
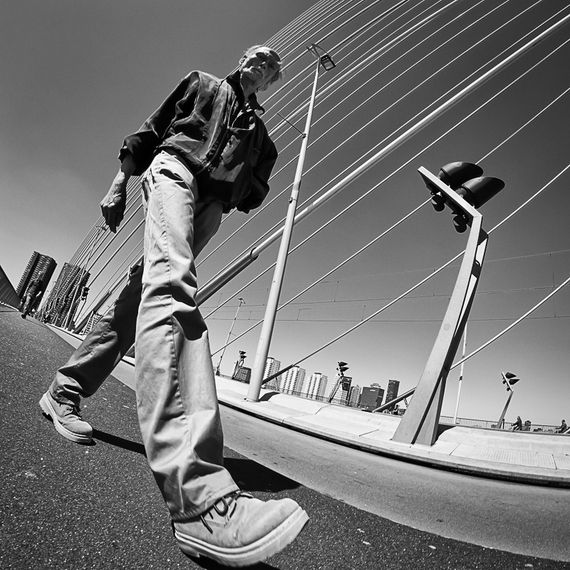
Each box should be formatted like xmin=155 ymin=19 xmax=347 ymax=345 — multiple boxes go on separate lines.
xmin=496 ymin=371 xmax=520 ymax=429
xmin=392 ymin=164 xmax=504 ymax=446
xmin=327 ymin=361 xmax=350 ymax=404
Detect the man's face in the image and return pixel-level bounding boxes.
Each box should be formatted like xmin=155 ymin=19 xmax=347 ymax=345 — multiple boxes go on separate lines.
xmin=239 ymin=47 xmax=280 ymax=92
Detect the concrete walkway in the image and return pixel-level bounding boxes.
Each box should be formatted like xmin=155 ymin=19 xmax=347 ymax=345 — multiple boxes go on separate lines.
xmin=215 ymin=377 xmax=570 ymax=487
xmin=49 ymin=324 xmax=570 ymax=488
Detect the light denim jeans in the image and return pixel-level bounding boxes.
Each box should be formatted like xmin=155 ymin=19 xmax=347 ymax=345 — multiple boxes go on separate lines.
xmin=136 ymin=151 xmax=239 ymax=519
xmin=50 ymin=151 xmax=239 ymax=519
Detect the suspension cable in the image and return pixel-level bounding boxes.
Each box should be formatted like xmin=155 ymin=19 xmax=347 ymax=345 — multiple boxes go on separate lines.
xmin=205 ymin=34 xmax=570 ymax=321
xmin=209 ymin=84 xmax=570 ymax=359
xmin=199 ymin=0 xmax=553 ymax=271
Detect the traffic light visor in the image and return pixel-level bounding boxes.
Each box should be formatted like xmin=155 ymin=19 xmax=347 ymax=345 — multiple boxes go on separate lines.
xmin=456 ymin=177 xmax=505 ymax=209
xmin=438 ymin=162 xmax=483 ymax=189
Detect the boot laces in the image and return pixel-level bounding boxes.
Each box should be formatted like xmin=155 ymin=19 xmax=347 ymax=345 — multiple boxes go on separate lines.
xmin=200 ymin=491 xmax=252 ymax=534
xmin=62 ymin=401 xmax=83 ymax=419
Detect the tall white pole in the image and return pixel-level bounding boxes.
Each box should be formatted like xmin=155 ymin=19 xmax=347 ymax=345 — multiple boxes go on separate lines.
xmin=247 ymin=57 xmax=322 ymax=402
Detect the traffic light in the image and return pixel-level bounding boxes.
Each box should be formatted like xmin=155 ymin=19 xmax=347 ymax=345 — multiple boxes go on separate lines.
xmin=505 ymin=371 xmax=520 ymax=386
xmin=337 ymin=361 xmax=349 ymax=377
xmin=80 ymin=286 xmax=89 ymax=301
xmin=502 ymin=371 xmax=520 ymax=390
xmin=239 ymin=351 xmax=246 ymax=361
xmin=424 ymin=161 xmax=505 ymax=232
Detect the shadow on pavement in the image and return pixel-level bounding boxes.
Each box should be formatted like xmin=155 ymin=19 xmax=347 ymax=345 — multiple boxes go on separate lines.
xmin=90 ymin=428 xmax=300 ymax=494
xmin=92 ymin=428 xmax=146 ymax=454
xmin=190 ymin=554 xmax=278 ymax=570
xmin=224 ymin=457 xmax=302 ymax=493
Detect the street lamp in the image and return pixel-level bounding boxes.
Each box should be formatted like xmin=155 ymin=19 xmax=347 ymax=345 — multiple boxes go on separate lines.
xmin=307 ymin=43 xmax=337 ymax=71
xmin=495 ymin=371 xmax=521 ymax=429
xmin=215 ymin=297 xmax=245 ymax=376
xmin=247 ymin=43 xmax=336 ymax=402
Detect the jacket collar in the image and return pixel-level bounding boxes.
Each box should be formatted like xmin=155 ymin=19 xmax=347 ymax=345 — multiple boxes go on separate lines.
xmin=226 ymin=70 xmax=265 ymax=114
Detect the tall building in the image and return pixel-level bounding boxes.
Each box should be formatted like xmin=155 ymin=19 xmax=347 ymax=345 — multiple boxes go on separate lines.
xmin=370 ymin=383 xmax=385 ymax=408
xmin=280 ymin=365 xmax=306 ymax=395
xmin=263 ymin=356 xmax=281 ymax=390
xmin=16 ymin=251 xmax=57 ymax=309
xmin=360 ymin=386 xmax=381 ymax=411
xmin=0 ymin=265 xmax=20 ymax=308
xmin=232 ymin=364 xmax=251 ymax=384
xmin=305 ymin=372 xmax=328 ymax=400
xmin=83 ymin=312 xmax=103 ymax=334
xmin=348 ymin=384 xmax=361 ymax=407
xmin=376 ymin=388 xmax=385 ymax=408
xmin=37 ymin=262 xmax=89 ymax=327
xmin=385 ymin=379 xmax=400 ymax=409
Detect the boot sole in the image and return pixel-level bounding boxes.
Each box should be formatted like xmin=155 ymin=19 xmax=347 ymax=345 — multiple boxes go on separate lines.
xmin=39 ymin=393 xmax=93 ymax=445
xmin=174 ymin=505 xmax=309 ymax=567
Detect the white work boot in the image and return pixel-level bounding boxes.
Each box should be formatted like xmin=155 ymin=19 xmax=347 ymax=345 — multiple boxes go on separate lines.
xmin=173 ymin=491 xmax=308 ymax=567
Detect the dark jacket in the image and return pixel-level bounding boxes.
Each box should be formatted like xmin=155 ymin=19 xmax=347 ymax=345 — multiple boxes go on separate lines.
xmin=119 ymin=70 xmax=278 ymax=213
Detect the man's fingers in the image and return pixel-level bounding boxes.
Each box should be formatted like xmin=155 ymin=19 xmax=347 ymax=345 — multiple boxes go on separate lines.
xmin=100 ymin=187 xmax=126 ymax=234
xmin=101 ymin=204 xmax=117 ymax=233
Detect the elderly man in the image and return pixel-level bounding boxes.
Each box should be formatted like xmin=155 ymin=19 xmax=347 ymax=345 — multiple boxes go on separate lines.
xmin=40 ymin=45 xmax=308 ymax=566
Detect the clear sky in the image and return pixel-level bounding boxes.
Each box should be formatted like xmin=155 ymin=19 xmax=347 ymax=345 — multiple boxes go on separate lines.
xmin=1 ymin=1 xmax=569 ymax=427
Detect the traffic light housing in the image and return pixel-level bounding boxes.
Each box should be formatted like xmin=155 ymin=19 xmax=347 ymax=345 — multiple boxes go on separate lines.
xmin=424 ymin=161 xmax=505 ymax=232
xmin=337 ymin=361 xmax=349 ymax=377
xmin=502 ymin=371 xmax=520 ymax=390
xmin=505 ymin=371 xmax=520 ymax=386
xmin=80 ymin=286 xmax=89 ymax=301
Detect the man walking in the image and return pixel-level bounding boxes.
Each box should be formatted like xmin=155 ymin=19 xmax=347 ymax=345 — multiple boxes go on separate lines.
xmin=40 ymin=45 xmax=308 ymax=567
xmin=21 ymin=275 xmax=44 ymax=318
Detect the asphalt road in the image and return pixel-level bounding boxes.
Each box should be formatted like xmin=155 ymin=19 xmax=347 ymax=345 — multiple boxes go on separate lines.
xmin=221 ymin=405 xmax=570 ymax=562
xmin=1 ymin=308 xmax=568 ymax=569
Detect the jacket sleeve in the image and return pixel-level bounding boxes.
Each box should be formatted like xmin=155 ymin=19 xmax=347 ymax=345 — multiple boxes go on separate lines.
xmin=236 ymin=133 xmax=278 ymax=214
xmin=118 ymin=72 xmax=200 ymax=175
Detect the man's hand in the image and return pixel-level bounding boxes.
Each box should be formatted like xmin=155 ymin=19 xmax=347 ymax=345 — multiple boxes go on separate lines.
xmin=100 ymin=173 xmax=128 ymax=233
xmin=101 ymin=153 xmax=136 ymax=232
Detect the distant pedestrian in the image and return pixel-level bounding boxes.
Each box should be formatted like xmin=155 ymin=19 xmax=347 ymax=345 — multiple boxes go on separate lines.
xmin=556 ymin=419 xmax=567 ymax=433
xmin=20 ymin=276 xmax=43 ymax=318
xmin=511 ymin=416 xmax=523 ymax=431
